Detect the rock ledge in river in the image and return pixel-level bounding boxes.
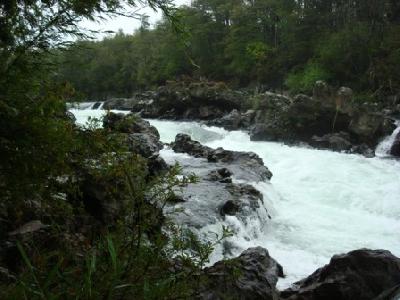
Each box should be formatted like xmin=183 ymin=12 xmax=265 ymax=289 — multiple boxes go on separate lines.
xmin=281 ymin=248 xmax=400 ymax=300
xmin=195 ymin=247 xmax=283 ymax=300
xmin=171 ymin=133 xmax=272 ymax=181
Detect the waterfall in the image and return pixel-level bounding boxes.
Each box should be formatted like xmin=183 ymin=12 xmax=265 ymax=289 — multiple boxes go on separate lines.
xmin=376 ymin=121 xmax=400 ymax=157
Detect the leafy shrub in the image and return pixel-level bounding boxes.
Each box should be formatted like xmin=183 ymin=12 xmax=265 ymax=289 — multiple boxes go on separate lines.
xmin=285 ymin=62 xmax=331 ymax=94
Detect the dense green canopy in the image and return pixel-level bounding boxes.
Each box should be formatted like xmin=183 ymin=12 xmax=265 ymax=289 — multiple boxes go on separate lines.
xmin=56 ymin=0 xmax=400 ymax=101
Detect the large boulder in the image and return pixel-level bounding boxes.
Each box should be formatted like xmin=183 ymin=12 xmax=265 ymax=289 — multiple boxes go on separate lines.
xmin=103 ymin=112 xmax=163 ymax=158
xmin=171 ymin=134 xmax=272 ymax=181
xmin=348 ymin=112 xmax=396 ymax=145
xmin=171 ymin=133 xmax=213 ymax=158
xmin=250 ymin=122 xmax=289 ymax=142
xmin=195 ymin=247 xmax=283 ymax=300
xmin=103 ymin=112 xmax=160 ymax=138
xmin=207 ymin=109 xmax=242 ymax=130
xmin=281 ymin=249 xmax=400 ymax=300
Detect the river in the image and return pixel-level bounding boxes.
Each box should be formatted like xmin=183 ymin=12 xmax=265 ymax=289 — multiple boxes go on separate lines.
xmin=71 ymin=108 xmax=400 ymax=289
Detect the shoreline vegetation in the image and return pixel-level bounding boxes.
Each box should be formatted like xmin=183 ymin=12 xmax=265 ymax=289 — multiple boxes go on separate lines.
xmin=1 ymin=0 xmax=400 ymax=299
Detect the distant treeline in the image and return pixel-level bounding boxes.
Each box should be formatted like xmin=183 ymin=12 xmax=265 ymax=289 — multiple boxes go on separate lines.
xmin=56 ymin=0 xmax=400 ymax=101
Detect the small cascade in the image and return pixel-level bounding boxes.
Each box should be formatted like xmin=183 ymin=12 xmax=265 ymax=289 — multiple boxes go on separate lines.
xmin=91 ymin=102 xmax=103 ymax=109
xmin=376 ymin=120 xmax=400 ymax=157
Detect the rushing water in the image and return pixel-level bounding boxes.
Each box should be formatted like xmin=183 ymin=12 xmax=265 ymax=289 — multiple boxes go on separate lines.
xmin=71 ymin=109 xmax=400 ymax=289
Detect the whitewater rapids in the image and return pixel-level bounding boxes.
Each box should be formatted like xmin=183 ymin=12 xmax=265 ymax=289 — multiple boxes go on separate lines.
xmin=71 ymin=109 xmax=400 ymax=289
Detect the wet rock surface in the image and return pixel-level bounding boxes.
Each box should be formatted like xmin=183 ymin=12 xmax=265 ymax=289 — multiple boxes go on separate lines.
xmin=171 ymin=133 xmax=272 ymax=181
xmin=194 ymin=247 xmax=284 ymax=300
xmin=160 ymin=134 xmax=274 ymax=262
xmin=102 ymin=81 xmax=397 ymax=156
xmin=281 ymin=249 xmax=400 ymax=300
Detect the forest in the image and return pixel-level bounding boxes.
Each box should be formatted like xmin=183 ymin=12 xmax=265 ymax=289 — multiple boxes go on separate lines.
xmin=56 ymin=0 xmax=400 ymax=102
xmin=1 ymin=0 xmax=400 ymax=299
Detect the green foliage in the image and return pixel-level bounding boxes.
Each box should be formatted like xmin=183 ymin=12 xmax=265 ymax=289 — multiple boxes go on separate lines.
xmin=285 ymin=63 xmax=331 ymax=94
xmin=0 ymin=1 xmax=236 ymax=299
xmin=52 ymin=0 xmax=400 ymax=99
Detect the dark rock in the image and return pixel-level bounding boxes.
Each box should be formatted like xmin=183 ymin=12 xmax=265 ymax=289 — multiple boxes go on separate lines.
xmin=103 ymin=112 xmax=160 ymax=138
xmin=250 ymin=122 xmax=289 ymax=142
xmin=351 ymin=143 xmax=375 ymax=158
xmin=207 ymin=109 xmax=242 ymax=130
xmin=373 ymin=283 xmax=400 ymax=300
xmin=92 ymin=102 xmax=102 ymax=109
xmin=390 ymin=131 xmax=400 ymax=157
xmin=240 ymin=109 xmax=256 ymax=128
xmin=220 ymin=184 xmax=265 ymax=217
xmin=66 ymin=111 xmax=76 ymax=123
xmin=171 ymin=134 xmax=272 ymax=182
xmin=348 ymin=113 xmax=396 ymax=145
xmin=281 ymin=249 xmax=400 ymax=300
xmin=78 ymin=173 xmax=126 ymax=223
xmin=310 ymin=132 xmax=353 ymax=152
xmin=126 ymin=133 xmax=163 ymax=158
xmin=136 ymin=81 xmax=247 ymax=120
xmin=195 ymin=247 xmax=283 ymax=300
xmin=220 ymin=200 xmax=240 ymax=216
xmin=171 ymin=133 xmax=213 ymax=158
xmin=147 ymin=154 xmax=169 ymax=177
xmin=104 ymin=112 xmax=163 ymax=158
xmin=102 ymin=96 xmax=155 ymax=111
xmin=209 ymin=147 xmax=272 ymax=181
xmin=208 ymin=168 xmax=233 ymax=183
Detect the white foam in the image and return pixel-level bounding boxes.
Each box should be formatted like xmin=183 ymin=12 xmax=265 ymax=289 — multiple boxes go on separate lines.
xmin=148 ymin=119 xmax=400 ymax=289
xmin=376 ymin=120 xmax=400 ymax=157
xmin=69 ymin=109 xmax=400 ymax=289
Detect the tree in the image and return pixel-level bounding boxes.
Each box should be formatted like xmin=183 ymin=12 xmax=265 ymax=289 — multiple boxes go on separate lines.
xmin=0 ymin=0 xmax=177 ymax=215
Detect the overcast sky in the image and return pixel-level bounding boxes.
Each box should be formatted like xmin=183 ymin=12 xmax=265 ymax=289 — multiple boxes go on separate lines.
xmin=81 ymin=0 xmax=191 ymax=39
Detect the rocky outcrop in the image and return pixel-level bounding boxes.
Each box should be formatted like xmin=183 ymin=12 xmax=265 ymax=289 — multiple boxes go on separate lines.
xmin=160 ymin=134 xmax=273 ymax=248
xmin=104 ymin=81 xmax=248 ymax=121
xmin=195 ymin=247 xmax=284 ymax=300
xmin=247 ymin=83 xmax=395 ymax=155
xmin=281 ymin=249 xmax=400 ymax=300
xmin=69 ymin=113 xmax=168 ymax=224
xmin=171 ymin=133 xmax=213 ymax=158
xmin=102 ymin=81 xmax=396 ymax=156
xmin=171 ymin=133 xmax=272 ymax=181
xmin=105 ymin=112 xmax=168 ymax=174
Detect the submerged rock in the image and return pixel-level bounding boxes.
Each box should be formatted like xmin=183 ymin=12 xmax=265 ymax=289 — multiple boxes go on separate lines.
xmin=281 ymin=249 xmax=400 ymax=300
xmin=310 ymin=132 xmax=352 ymax=152
xmin=195 ymin=247 xmax=284 ymax=300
